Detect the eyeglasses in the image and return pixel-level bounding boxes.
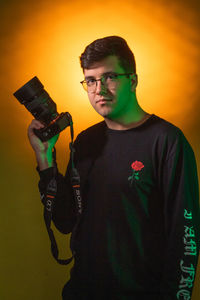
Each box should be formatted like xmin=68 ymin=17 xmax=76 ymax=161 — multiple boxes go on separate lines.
xmin=80 ymin=72 xmax=135 ymax=93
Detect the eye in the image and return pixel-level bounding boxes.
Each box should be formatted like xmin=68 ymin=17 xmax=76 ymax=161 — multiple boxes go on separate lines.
xmin=86 ymin=78 xmax=96 ymax=86
xmin=105 ymin=73 xmax=118 ymax=81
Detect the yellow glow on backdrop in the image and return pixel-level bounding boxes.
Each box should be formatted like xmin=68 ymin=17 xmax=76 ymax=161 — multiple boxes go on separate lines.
xmin=10 ymin=0 xmax=199 ymax=136
xmin=1 ymin=0 xmax=199 ymax=299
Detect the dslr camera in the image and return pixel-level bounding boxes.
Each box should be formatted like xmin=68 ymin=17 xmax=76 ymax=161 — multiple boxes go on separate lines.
xmin=13 ymin=76 xmax=72 ymax=141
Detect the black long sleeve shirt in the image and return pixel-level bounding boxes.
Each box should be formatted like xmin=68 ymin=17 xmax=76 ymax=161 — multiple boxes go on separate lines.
xmin=38 ymin=114 xmax=200 ymax=300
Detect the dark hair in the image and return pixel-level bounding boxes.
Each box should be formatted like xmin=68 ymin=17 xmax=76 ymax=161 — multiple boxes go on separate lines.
xmin=80 ymin=36 xmax=136 ymax=73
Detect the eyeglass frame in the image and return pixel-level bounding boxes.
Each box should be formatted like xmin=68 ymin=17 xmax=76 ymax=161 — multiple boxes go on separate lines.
xmin=80 ymin=72 xmax=135 ymax=92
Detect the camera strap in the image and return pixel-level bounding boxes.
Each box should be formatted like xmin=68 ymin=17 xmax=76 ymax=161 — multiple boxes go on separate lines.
xmin=43 ymin=114 xmax=83 ymax=265
xmin=44 ymin=176 xmax=74 ymax=265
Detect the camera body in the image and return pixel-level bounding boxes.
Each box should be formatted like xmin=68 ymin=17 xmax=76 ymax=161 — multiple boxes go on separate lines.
xmin=13 ymin=76 xmax=71 ymax=141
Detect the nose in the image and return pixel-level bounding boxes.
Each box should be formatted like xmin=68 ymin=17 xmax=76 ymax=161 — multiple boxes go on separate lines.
xmin=95 ymin=78 xmax=107 ymax=95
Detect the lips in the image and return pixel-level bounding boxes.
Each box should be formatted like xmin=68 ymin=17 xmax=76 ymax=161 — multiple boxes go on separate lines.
xmin=96 ymin=98 xmax=112 ymax=104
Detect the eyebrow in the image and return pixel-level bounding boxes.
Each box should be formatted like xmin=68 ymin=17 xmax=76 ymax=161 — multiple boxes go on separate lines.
xmin=85 ymin=71 xmax=116 ymax=80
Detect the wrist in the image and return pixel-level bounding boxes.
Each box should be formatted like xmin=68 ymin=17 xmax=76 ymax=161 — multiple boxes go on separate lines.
xmin=35 ymin=148 xmax=54 ymax=170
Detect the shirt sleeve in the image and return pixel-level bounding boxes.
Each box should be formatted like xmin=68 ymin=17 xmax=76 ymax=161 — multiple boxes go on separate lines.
xmin=160 ymin=130 xmax=200 ymax=300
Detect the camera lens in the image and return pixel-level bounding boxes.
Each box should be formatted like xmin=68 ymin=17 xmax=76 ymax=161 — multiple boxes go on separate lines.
xmin=13 ymin=76 xmax=44 ymax=104
xmin=13 ymin=76 xmax=71 ymax=141
xmin=13 ymin=76 xmax=58 ymax=125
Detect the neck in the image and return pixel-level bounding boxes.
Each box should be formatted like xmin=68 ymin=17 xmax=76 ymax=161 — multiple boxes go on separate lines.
xmin=104 ymin=95 xmax=150 ymax=130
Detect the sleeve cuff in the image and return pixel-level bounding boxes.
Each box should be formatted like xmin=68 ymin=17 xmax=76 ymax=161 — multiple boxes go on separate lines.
xmin=36 ymin=166 xmax=58 ymax=183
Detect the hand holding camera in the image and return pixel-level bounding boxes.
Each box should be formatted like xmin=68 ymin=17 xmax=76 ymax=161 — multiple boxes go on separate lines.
xmin=27 ymin=119 xmax=59 ymax=170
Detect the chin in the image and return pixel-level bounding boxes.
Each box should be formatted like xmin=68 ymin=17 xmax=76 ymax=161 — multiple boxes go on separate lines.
xmin=95 ymin=107 xmax=112 ymax=118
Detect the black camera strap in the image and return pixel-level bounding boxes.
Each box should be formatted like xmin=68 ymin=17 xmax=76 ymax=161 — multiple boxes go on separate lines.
xmin=44 ymin=176 xmax=74 ymax=265
xmin=43 ymin=115 xmax=83 ymax=265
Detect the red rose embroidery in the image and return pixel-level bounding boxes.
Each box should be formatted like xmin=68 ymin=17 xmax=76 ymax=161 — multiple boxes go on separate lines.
xmin=128 ymin=161 xmax=144 ymax=183
xmin=131 ymin=161 xmax=144 ymax=171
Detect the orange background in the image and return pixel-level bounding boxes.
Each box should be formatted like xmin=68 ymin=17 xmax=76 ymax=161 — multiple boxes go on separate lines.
xmin=1 ymin=0 xmax=199 ymax=299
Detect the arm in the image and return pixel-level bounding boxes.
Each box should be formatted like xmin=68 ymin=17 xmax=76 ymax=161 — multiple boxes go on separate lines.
xmin=28 ymin=119 xmax=77 ymax=234
xmin=160 ymin=131 xmax=200 ymax=300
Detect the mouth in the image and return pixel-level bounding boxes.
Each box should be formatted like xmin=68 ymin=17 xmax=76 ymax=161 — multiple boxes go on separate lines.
xmin=96 ymin=98 xmax=112 ymax=104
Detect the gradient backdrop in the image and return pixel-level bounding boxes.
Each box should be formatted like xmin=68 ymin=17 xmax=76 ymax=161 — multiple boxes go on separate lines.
xmin=1 ymin=0 xmax=199 ymax=299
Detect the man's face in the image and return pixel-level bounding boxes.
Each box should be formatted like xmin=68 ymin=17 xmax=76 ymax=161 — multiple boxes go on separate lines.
xmin=83 ymin=55 xmax=136 ymax=120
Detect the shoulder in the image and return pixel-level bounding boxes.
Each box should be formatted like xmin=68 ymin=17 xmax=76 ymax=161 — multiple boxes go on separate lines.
xmin=149 ymin=114 xmax=187 ymax=142
xmin=150 ymin=115 xmax=194 ymax=159
xmin=149 ymin=115 xmax=182 ymax=137
xmin=73 ymin=121 xmax=107 ymax=154
xmin=76 ymin=121 xmax=107 ymax=141
xmin=73 ymin=121 xmax=109 ymax=160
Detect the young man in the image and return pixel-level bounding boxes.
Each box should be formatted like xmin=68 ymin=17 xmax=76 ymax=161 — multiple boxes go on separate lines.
xmin=28 ymin=36 xmax=200 ymax=300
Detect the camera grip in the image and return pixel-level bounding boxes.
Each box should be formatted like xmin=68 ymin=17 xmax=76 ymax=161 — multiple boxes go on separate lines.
xmin=34 ymin=112 xmax=71 ymax=141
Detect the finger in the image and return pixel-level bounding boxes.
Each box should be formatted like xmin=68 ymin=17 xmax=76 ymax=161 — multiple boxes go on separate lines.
xmin=32 ymin=119 xmax=45 ymax=127
xmin=29 ymin=119 xmax=45 ymax=130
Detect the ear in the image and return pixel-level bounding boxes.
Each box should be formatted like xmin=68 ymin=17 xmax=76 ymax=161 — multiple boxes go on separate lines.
xmin=130 ymin=74 xmax=138 ymax=92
